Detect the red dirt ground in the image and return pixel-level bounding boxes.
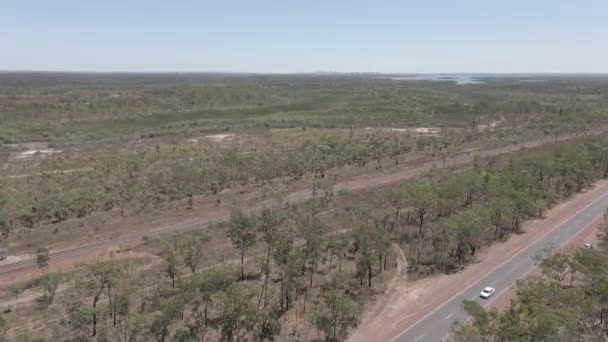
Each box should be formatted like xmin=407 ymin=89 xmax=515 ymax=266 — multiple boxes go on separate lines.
xmin=350 ymin=179 xmax=608 ymax=342
xmin=0 ymin=133 xmax=599 ymax=287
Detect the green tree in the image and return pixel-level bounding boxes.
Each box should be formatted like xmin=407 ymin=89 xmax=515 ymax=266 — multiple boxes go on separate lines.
xmin=452 ymin=300 xmax=499 ymax=342
xmin=255 ymin=304 xmax=282 ymax=341
xmin=311 ymin=275 xmax=360 ymax=342
xmin=355 ymin=223 xmax=377 ymax=287
xmin=325 ymin=235 xmax=348 ymax=272
xmin=66 ymin=300 xmax=94 ymax=340
xmin=150 ymin=292 xmax=188 ymax=342
xmin=194 ymin=266 xmax=235 ymax=326
xmin=220 ymin=283 xmax=256 ymax=342
xmin=301 ymin=214 xmax=324 ymax=287
xmin=372 ymin=217 xmax=392 ymax=272
xmin=271 ymin=228 xmax=301 ymax=312
xmin=35 ymin=247 xmax=50 ymax=273
xmin=182 ymin=233 xmax=208 ymax=274
xmin=163 ymin=243 xmax=181 ymax=287
xmin=407 ymin=183 xmax=437 ymax=268
xmin=256 ymin=207 xmax=284 ymax=308
xmin=228 ymin=208 xmax=256 ymax=280
xmin=83 ymin=260 xmax=123 ymax=337
xmin=40 ymin=272 xmax=61 ymax=306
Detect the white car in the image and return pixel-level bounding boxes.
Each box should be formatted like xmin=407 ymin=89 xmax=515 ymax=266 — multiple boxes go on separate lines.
xmin=480 ymin=287 xmax=496 ymax=299
xmin=584 ymin=242 xmax=592 ymax=249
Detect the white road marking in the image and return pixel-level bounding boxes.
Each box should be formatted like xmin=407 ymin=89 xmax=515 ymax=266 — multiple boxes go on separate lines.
xmin=444 ymin=313 xmax=453 ymax=320
xmin=414 ymin=334 xmax=425 ymax=342
xmin=390 ymin=190 xmax=608 ymax=342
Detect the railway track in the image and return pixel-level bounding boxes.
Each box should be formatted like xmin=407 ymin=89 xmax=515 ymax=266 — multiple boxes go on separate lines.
xmin=0 ymin=131 xmax=601 ymax=274
xmin=0 ymin=187 xmax=313 ymax=273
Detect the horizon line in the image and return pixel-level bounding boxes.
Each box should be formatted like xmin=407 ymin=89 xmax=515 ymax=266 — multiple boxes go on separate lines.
xmin=2 ymin=70 xmax=608 ymax=76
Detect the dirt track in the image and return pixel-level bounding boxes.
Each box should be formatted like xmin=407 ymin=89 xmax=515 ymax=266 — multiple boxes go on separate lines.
xmin=0 ymin=131 xmax=601 ymax=286
xmin=349 ymin=179 xmax=608 ymax=342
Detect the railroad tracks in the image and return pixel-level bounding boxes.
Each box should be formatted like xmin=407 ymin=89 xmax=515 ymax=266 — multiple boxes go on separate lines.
xmin=0 ymin=188 xmax=312 ymax=273
xmin=0 ymin=131 xmax=599 ymax=273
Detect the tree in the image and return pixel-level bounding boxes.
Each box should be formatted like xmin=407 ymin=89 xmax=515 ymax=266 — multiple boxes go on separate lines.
xmin=114 ymin=285 xmax=142 ymax=341
xmin=150 ymin=291 xmax=189 ymax=342
xmin=436 ymin=177 xmax=464 ymax=217
xmin=182 ymin=232 xmax=208 ymax=274
xmin=311 ymin=275 xmax=360 ymax=342
xmin=355 ymin=223 xmax=376 ymax=287
xmin=9 ymin=285 xmax=22 ymax=314
xmin=452 ymin=248 xmax=608 ymax=341
xmin=195 ymin=266 xmax=235 ymax=326
xmin=255 ymin=304 xmax=282 ymax=341
xmin=220 ymin=283 xmax=256 ymax=342
xmin=35 ymin=247 xmax=50 ymax=273
xmin=407 ymin=183 xmax=437 ymax=269
xmin=271 ymin=228 xmax=300 ymax=312
xmin=228 ymin=208 xmax=256 ymax=280
xmin=452 ymin=300 xmax=499 ymax=342
xmin=301 ymin=214 xmax=324 ymax=287
xmin=173 ymin=326 xmax=194 ymax=342
xmin=65 ymin=299 xmax=94 ymax=340
xmin=386 ymin=187 xmax=406 ymax=235
xmin=372 ymin=217 xmax=392 ymax=272
xmin=163 ymin=243 xmax=181 ymax=287
xmin=455 ymin=207 xmax=491 ymax=258
xmin=40 ymin=272 xmax=61 ymax=306
xmin=325 ymin=235 xmax=347 ymax=272
xmin=256 ymin=207 xmax=284 ymax=308
xmin=77 ymin=260 xmax=123 ymax=337
xmin=462 ymin=172 xmax=483 ymax=206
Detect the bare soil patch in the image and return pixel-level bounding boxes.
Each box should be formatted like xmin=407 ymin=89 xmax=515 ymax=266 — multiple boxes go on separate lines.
xmin=0 ymin=132 xmax=593 ymax=286
xmin=350 ymin=179 xmax=608 ymax=342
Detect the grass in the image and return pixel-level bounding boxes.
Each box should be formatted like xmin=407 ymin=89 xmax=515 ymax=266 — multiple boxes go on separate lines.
xmin=3 ymin=73 xmax=607 ymax=144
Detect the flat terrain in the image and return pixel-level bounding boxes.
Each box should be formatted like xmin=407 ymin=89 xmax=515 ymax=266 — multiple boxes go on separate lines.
xmin=0 ymin=130 xmax=592 ymax=285
xmin=3 ymin=73 xmax=608 ymax=341
xmin=351 ymin=180 xmax=608 ymax=342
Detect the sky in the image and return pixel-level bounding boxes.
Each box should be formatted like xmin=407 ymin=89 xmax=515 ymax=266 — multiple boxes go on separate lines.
xmin=2 ymin=0 xmax=608 ymax=73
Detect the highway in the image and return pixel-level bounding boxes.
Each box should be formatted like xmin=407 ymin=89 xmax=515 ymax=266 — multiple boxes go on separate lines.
xmin=392 ymin=190 xmax=608 ymax=342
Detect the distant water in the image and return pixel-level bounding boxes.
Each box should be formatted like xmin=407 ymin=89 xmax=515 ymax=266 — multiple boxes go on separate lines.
xmin=375 ymin=74 xmax=485 ymax=85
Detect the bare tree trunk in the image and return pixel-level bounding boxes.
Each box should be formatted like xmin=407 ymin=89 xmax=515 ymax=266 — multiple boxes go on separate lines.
xmin=257 ymin=246 xmax=271 ymax=309
xmin=91 ymin=286 xmax=105 ymax=337
xmin=280 ymin=275 xmax=284 ymax=311
xmin=388 ymin=205 xmax=401 ymax=235
xmin=309 ymin=268 xmax=314 ymax=287
xmin=240 ymin=248 xmax=245 ymax=280
xmin=107 ymin=285 xmax=113 ymax=322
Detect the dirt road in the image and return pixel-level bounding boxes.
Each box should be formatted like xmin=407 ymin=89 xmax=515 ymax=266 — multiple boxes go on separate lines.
xmin=0 ymin=132 xmax=601 ymax=285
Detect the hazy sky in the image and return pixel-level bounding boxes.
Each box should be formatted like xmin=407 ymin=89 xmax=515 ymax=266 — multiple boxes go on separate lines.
xmin=3 ymin=0 xmax=608 ymax=73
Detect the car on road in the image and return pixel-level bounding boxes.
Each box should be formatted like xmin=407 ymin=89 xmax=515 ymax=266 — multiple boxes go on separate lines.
xmin=480 ymin=287 xmax=496 ymax=299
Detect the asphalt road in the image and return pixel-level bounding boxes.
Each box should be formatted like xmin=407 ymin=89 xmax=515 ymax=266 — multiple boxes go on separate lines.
xmin=392 ymin=190 xmax=608 ymax=342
